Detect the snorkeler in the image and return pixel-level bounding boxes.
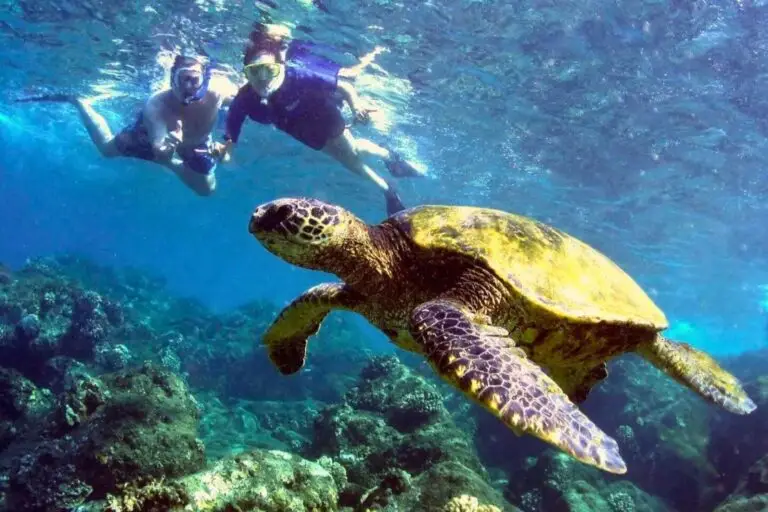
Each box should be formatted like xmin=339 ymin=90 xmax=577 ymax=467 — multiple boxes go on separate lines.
xmin=248 ymin=22 xmax=385 ymax=81
xmin=221 ymin=45 xmax=424 ymax=215
xmin=15 ymin=54 xmax=234 ymax=196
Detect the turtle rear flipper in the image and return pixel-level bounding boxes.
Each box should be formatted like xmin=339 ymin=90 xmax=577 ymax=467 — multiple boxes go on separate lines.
xmin=263 ymin=283 xmax=362 ymax=374
xmin=637 ymin=335 xmax=756 ymax=415
xmin=409 ymin=299 xmax=627 ymax=475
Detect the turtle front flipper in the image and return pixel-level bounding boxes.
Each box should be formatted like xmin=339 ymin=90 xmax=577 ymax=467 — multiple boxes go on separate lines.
xmin=409 ymin=299 xmax=627 ymax=475
xmin=263 ymin=283 xmax=363 ymax=375
xmin=637 ymin=335 xmax=756 ymax=415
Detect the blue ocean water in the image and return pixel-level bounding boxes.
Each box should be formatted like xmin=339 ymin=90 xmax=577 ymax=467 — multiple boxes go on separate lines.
xmin=1 ymin=0 xmax=767 ymax=361
xmin=3 ymin=2 xmax=768 ymax=511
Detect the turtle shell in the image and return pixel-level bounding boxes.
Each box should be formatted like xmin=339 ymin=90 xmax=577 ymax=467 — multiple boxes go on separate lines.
xmin=387 ymin=205 xmax=667 ymax=329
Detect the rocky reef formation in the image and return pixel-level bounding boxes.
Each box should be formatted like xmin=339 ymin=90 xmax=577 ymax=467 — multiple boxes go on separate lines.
xmin=0 ymin=254 xmax=767 ymax=511
xmin=307 ymin=355 xmax=516 ymax=512
xmin=709 ymin=351 xmax=768 ymax=512
xmin=3 ymin=362 xmax=204 ymax=510
xmin=90 ymin=449 xmax=340 ymax=512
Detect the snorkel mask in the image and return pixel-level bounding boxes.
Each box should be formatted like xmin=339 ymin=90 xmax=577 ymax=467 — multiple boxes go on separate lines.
xmin=243 ymin=54 xmax=284 ymax=97
xmin=171 ymin=55 xmax=212 ymax=105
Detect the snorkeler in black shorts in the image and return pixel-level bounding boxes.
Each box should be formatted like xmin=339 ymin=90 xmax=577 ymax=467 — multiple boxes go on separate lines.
xmin=15 ymin=54 xmax=235 ymax=196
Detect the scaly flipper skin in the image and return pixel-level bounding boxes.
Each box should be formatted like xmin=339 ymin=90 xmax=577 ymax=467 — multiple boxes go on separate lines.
xmin=409 ymin=299 xmax=627 ymax=475
xmin=262 ymin=283 xmax=362 ymax=375
xmin=637 ymin=335 xmax=756 ymax=415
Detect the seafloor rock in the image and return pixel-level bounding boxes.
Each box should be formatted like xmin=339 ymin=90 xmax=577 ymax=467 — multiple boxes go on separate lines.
xmin=583 ymin=356 xmax=717 ymax=509
xmin=713 ymin=454 xmax=768 ymax=512
xmin=508 ymin=450 xmax=668 ymax=512
xmin=177 ymin=305 xmax=369 ymax=404
xmin=197 ymin=392 xmax=319 ymax=459
xmin=547 ymin=479 xmax=668 ymax=512
xmin=390 ymin=461 xmax=518 ymax=512
xmin=345 ymin=354 xmax=448 ymax=432
xmin=310 ymin=355 xmax=511 ymax=510
xmin=713 ymin=495 xmax=768 ymax=512
xmin=39 ymin=355 xmax=91 ymax=393
xmin=709 ymin=374 xmax=768 ymax=498
xmin=0 ymin=365 xmax=55 ymax=456
xmin=441 ymin=494 xmax=505 ymax=512
xmin=0 ymin=255 xmax=368 ymax=406
xmin=80 ymin=449 xmax=339 ymax=512
xmin=0 ymin=262 xmax=126 ymax=377
xmin=0 ymin=366 xmax=55 ymax=422
xmin=4 ymin=363 xmax=204 ymax=511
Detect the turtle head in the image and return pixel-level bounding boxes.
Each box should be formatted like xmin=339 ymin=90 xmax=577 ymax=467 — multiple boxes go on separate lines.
xmin=249 ymin=197 xmax=364 ymax=271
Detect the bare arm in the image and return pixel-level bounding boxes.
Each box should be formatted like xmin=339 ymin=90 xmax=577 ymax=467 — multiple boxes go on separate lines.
xmin=143 ymin=96 xmax=179 ymax=161
xmin=336 ymin=81 xmax=361 ymax=113
xmin=336 ymin=81 xmax=373 ymax=124
xmin=209 ymin=85 xmax=251 ymax=163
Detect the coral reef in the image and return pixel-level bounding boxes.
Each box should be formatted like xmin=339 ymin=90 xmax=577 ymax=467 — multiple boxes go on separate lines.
xmin=507 ymin=450 xmax=666 ymax=512
xmin=2 ymin=255 xmax=768 ymax=512
xmin=0 ymin=366 xmax=55 ymax=449
xmin=0 ymin=255 xmax=367 ymax=404
xmin=442 ymin=494 xmax=502 ymax=512
xmin=0 ymin=259 xmax=128 ymax=379
xmin=710 ymin=359 xmax=768 ymax=512
xmin=86 ymin=449 xmax=339 ymax=512
xmin=309 ymin=355 xmax=513 ymax=511
xmin=4 ymin=363 xmax=204 ymax=510
xmin=197 ymin=392 xmax=318 ymax=459
xmin=709 ymin=364 xmax=768 ymax=495
xmin=391 ymin=461 xmax=517 ymax=512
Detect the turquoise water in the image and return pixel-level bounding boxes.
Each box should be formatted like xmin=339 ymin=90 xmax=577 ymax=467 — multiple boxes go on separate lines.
xmin=2 ymin=2 xmax=768 ymax=511
xmin=2 ymin=1 xmax=767 ymax=354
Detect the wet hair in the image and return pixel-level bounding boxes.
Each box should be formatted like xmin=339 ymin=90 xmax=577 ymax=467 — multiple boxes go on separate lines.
xmin=244 ymin=23 xmax=288 ymax=66
xmin=171 ymin=55 xmax=205 ymax=75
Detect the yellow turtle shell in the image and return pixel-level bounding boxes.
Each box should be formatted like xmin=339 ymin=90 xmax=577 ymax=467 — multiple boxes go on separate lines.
xmin=388 ymin=205 xmax=668 ymax=329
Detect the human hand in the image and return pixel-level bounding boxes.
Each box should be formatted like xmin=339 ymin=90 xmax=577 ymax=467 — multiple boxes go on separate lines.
xmin=210 ymin=140 xmax=233 ymax=163
xmin=156 ymin=120 xmax=183 ymax=159
xmin=167 ymin=119 xmax=183 ymax=146
xmin=354 ymin=106 xmax=376 ymax=125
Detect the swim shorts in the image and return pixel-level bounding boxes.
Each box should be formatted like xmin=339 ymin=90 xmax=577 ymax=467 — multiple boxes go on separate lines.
xmin=114 ymin=113 xmax=217 ymax=175
xmin=176 ymin=139 xmax=218 ymax=175
xmin=114 ymin=113 xmax=155 ymax=161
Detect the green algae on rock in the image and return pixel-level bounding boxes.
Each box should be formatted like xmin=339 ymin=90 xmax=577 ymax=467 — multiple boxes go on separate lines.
xmin=102 ymin=449 xmax=339 ymax=512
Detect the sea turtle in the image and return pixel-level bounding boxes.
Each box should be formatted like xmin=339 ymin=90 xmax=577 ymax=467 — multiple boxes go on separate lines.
xmin=247 ymin=197 xmax=756 ymax=474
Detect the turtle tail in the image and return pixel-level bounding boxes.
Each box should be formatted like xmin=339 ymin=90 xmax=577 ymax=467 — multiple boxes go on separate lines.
xmin=637 ymin=335 xmax=756 ymax=415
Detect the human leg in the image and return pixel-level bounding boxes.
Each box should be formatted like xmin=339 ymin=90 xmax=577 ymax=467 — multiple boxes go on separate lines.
xmin=354 ymin=137 xmax=425 ymax=178
xmin=322 ymin=130 xmax=405 ymax=215
xmin=70 ymin=98 xmax=121 ymax=157
xmin=14 ymin=95 xmax=120 ymax=157
xmin=167 ymin=142 xmax=220 ymax=196
xmin=322 ymin=130 xmax=390 ymax=191
xmin=159 ymin=158 xmax=217 ymax=196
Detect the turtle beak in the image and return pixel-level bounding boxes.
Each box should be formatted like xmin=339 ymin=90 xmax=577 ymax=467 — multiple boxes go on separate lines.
xmin=249 ymin=202 xmax=293 ymax=238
